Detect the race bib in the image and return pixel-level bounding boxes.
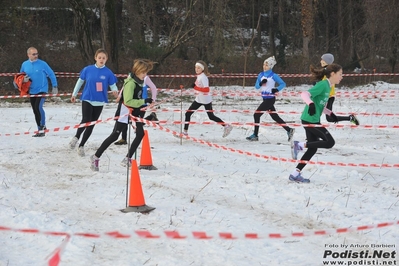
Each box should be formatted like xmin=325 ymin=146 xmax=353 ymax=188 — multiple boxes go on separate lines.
xmin=96 ymin=82 xmax=103 ymax=92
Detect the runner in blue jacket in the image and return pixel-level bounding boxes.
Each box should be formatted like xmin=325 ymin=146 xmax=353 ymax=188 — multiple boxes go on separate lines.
xmin=246 ymin=56 xmax=294 ymax=142
xmin=20 ymin=47 xmax=58 ymax=137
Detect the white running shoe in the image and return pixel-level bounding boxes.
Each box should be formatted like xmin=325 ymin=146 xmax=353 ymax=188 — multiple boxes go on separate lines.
xmin=90 ymin=155 xmax=99 ymax=171
xmin=222 ymin=124 xmax=233 ymax=138
xmin=69 ymin=136 xmax=78 ymax=149
xmin=78 ymin=146 xmax=85 ymax=157
xmin=120 ymin=157 xmax=131 ymax=167
xmin=287 ymin=128 xmax=295 ymax=142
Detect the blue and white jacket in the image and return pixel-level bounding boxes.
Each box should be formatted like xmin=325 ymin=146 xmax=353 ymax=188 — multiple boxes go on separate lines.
xmin=255 ymin=70 xmax=286 ymax=99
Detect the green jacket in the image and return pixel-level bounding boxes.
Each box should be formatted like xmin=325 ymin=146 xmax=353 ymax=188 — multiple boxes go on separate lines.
xmin=122 ymin=74 xmax=146 ymax=108
xmin=300 ymin=80 xmax=331 ymax=123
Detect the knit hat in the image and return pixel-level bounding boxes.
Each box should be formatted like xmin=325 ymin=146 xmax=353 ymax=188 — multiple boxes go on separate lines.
xmin=264 ymin=56 xmax=277 ymax=69
xmin=321 ymin=53 xmax=334 ymax=65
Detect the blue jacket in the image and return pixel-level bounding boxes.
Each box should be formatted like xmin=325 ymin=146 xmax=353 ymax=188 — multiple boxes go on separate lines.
xmin=20 ymin=59 xmax=57 ymax=94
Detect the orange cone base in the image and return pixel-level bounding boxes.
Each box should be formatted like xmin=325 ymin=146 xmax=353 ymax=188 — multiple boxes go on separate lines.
xmin=138 ymin=165 xmax=158 ymax=170
xmin=121 ymin=205 xmax=155 ymax=213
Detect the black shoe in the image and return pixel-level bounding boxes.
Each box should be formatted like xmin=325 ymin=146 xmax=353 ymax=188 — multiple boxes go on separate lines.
xmin=32 ymin=126 xmax=46 ymax=137
xmin=114 ymin=139 xmax=127 ymax=145
xmin=349 ymin=114 xmax=359 ymax=125
xmin=150 ymin=112 xmax=158 ymax=122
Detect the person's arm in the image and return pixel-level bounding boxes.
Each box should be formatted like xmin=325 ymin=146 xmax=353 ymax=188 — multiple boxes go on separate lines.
xmin=193 ymin=74 xmax=210 ymax=92
xmin=109 ymin=83 xmax=118 ymax=91
xmin=273 ymin=73 xmax=286 ymax=91
xmin=70 ymin=78 xmax=84 ymax=103
xmin=254 ymin=73 xmax=262 ymax=89
xmin=108 ymin=74 xmax=118 ymax=91
xmin=44 ymin=62 xmax=58 ymax=88
xmin=109 ymin=83 xmax=119 ymax=98
xmin=194 ymin=85 xmax=210 ymax=93
xmin=72 ymin=78 xmax=84 ymax=97
xmin=301 ymin=91 xmax=313 ymax=105
xmin=145 ymin=76 xmax=157 ymax=101
xmin=123 ymin=81 xmax=146 ymax=108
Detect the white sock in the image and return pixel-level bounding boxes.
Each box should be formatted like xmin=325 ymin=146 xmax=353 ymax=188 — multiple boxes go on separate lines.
xmin=290 ymin=169 xmax=300 ymax=177
xmin=298 ymin=142 xmax=305 ymax=149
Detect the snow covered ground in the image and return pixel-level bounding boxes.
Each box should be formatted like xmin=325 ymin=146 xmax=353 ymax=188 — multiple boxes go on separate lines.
xmin=0 ymin=82 xmax=398 ymax=266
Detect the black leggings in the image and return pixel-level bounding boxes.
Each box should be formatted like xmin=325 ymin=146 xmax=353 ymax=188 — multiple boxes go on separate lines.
xmin=120 ymin=112 xmax=153 ymax=140
xmin=325 ymin=97 xmax=350 ymax=122
xmin=184 ymin=101 xmax=225 ymax=131
xmin=127 ymin=109 xmax=146 ymax=158
xmin=296 ymin=120 xmax=335 ymax=171
xmin=30 ymin=93 xmax=46 ymax=128
xmin=95 ymin=121 xmax=127 ymax=158
xmin=253 ymin=98 xmax=290 ymax=135
xmin=75 ymin=101 xmax=104 ymax=147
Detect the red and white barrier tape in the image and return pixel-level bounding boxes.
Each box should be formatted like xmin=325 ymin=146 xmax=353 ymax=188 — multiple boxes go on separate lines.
xmin=141 ymin=107 xmax=399 ymax=118
xmin=1 ymin=72 xmax=399 ymax=78
xmin=1 ymin=221 xmax=397 ymax=240
xmin=2 ymin=90 xmax=398 ymax=99
xmin=2 ymin=220 xmax=397 ymax=266
xmin=149 ymin=120 xmax=399 ymax=130
xmin=130 ymin=116 xmax=399 ymax=168
xmin=1 ymin=115 xmax=398 ymax=138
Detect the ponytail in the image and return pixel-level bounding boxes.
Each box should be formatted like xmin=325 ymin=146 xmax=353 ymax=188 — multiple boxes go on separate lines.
xmin=310 ymin=63 xmax=342 ymax=81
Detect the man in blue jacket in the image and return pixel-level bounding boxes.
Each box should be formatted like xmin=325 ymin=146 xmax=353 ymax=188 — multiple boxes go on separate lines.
xmin=20 ymin=47 xmax=58 ymax=137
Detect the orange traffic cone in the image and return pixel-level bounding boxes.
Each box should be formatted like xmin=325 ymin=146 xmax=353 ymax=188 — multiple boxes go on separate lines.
xmin=139 ymin=130 xmax=158 ymax=170
xmin=121 ymin=160 xmax=155 ymax=213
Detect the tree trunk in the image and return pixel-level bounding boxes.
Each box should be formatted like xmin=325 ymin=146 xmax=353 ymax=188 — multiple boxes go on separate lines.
xmin=278 ymin=0 xmax=285 ymax=34
xmin=269 ymin=0 xmax=275 ymax=56
xmin=68 ymin=0 xmax=94 ymax=65
xmin=301 ymin=0 xmax=313 ymax=58
xmin=100 ymin=0 xmax=118 ymax=72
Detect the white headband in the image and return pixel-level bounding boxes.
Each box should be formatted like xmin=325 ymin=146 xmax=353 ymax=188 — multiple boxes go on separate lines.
xmin=195 ymin=62 xmax=205 ymax=70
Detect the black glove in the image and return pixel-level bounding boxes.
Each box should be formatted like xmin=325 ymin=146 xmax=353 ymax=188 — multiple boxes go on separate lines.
xmin=259 ymin=79 xmax=267 ymax=86
xmin=330 ymin=112 xmax=339 ymax=123
xmin=308 ymin=103 xmax=316 ymax=116
xmin=271 ymin=88 xmax=279 ymax=94
xmin=145 ymin=98 xmax=153 ymax=104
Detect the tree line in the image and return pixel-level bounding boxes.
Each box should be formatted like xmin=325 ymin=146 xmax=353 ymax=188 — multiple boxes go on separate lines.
xmin=0 ymin=0 xmax=398 ymax=89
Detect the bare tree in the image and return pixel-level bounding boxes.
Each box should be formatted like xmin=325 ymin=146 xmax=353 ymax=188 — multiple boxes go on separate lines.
xmin=99 ymin=0 xmax=119 ymax=72
xmin=300 ymin=0 xmax=314 ymax=58
xmin=154 ymin=0 xmax=201 ymax=64
xmin=68 ymin=0 xmax=94 ymax=65
xmin=268 ymin=0 xmax=275 ymax=56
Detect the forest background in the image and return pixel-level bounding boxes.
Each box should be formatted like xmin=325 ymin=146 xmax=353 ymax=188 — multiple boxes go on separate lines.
xmin=0 ymin=0 xmax=398 ymax=92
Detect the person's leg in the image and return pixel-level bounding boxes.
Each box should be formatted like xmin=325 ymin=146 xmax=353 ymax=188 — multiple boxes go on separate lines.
xmin=95 ymin=122 xmax=126 ymax=158
xmin=252 ymin=100 xmax=271 ymax=136
xmin=127 ymin=110 xmax=146 ymax=158
xmin=325 ymin=97 xmax=351 ymax=122
xmin=268 ymin=104 xmax=291 ymax=132
xmin=75 ymin=101 xmax=91 ymax=139
xmin=38 ymin=95 xmax=46 ymax=127
xmin=289 ymin=125 xmax=320 ymax=182
xmin=79 ymin=103 xmax=104 ymax=147
xmin=204 ymin=102 xmax=225 ymax=125
xmin=184 ymin=101 xmax=201 ymax=131
xmin=114 ymin=118 xmax=128 ymax=145
xmin=30 ymin=96 xmax=41 ymax=128
xmin=204 ymin=102 xmax=233 ymax=137
xmin=295 ymin=123 xmax=335 ymax=172
xmin=121 ymin=126 xmax=127 ymax=140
